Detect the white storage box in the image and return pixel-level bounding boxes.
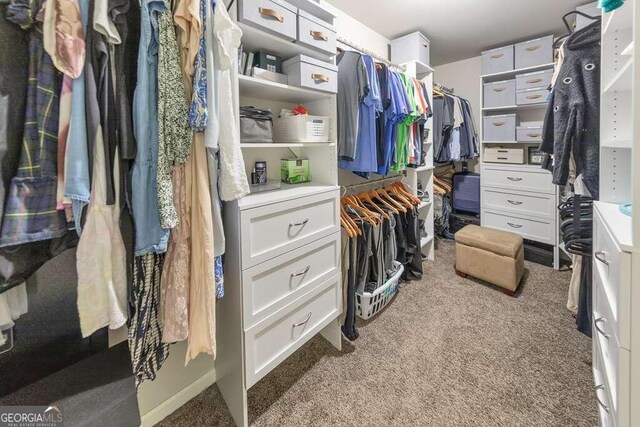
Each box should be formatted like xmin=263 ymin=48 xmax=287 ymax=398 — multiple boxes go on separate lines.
xmin=517 ymin=125 xmax=544 ymax=142
xmin=484 ymin=147 xmax=526 ymax=164
xmin=515 ymin=35 xmax=554 ymax=70
xmin=273 ymin=115 xmax=330 ymax=142
xmin=516 ymin=87 xmax=549 ymax=105
xmin=481 ymin=45 xmax=514 ymax=75
xmin=516 ymin=69 xmax=553 ymax=90
xmin=356 ymin=262 xmax=403 ymax=320
xmin=296 ymin=9 xmax=336 ymax=56
xmin=390 ymin=31 xmax=430 ymax=66
xmin=484 ymin=80 xmax=516 ymax=108
xmin=483 ymin=114 xmax=516 ymax=142
xmin=283 ymin=54 xmax=338 ymax=93
xmin=238 ymin=0 xmax=297 ymax=41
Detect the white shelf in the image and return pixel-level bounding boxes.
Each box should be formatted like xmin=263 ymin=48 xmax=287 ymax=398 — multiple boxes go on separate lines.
xmin=421 ymin=235 xmax=434 ymax=248
xmin=482 ymin=103 xmax=548 ymax=112
xmin=239 ymin=22 xmax=334 ymax=62
xmin=594 ymin=201 xmax=634 ymax=252
xmin=403 ymin=60 xmax=434 ymax=75
xmin=602 ymin=139 xmax=633 ymax=149
xmin=622 ymin=41 xmax=634 ymax=57
xmin=482 ymin=140 xmax=541 ymax=144
xmin=604 ymin=9 xmax=634 ymax=35
xmin=240 ymin=142 xmax=335 ymax=148
xmin=481 ymin=63 xmax=555 ymax=82
xmin=603 ymin=57 xmax=633 ymax=93
xmin=409 ymin=164 xmax=435 ymax=173
xmin=418 ymin=201 xmax=432 ymax=210
xmin=239 ymin=75 xmax=333 ymax=103
xmin=237 ymin=184 xmax=339 ymax=209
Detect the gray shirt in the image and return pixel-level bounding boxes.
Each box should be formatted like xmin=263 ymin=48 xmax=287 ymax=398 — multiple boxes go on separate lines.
xmin=337 ymin=51 xmax=367 ymax=161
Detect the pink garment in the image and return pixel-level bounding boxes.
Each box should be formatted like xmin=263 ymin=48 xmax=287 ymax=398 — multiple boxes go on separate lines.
xmin=55 ymin=0 xmax=85 ymax=78
xmin=57 ymin=75 xmax=72 ymax=211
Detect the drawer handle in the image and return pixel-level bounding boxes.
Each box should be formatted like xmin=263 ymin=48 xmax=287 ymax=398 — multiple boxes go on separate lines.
xmin=497 ymin=157 xmax=509 ymax=160
xmin=258 ymin=7 xmax=284 ymax=23
xmin=497 ymin=150 xmax=509 ymax=153
xmin=492 ymin=122 xmax=506 ymax=127
xmin=594 ymin=385 xmax=611 ymax=414
xmin=526 ymin=78 xmax=543 ymax=84
xmin=594 ymin=250 xmax=609 ymax=266
xmin=290 ymin=265 xmax=311 ymax=278
xmin=492 ymin=87 xmax=506 ymax=92
xmin=507 ymin=222 xmax=522 ymax=229
xmin=311 ymin=73 xmax=330 ymax=83
xmin=526 ymin=45 xmax=542 ymax=52
xmin=507 ymin=177 xmax=523 ymax=182
xmin=310 ymin=30 xmax=328 ymax=41
xmin=594 ymin=317 xmax=610 ymax=339
xmin=289 ymin=218 xmax=309 ymax=228
xmin=526 ymin=94 xmax=542 ymax=100
xmin=422 ymin=43 xmax=429 ymax=48
xmin=490 ymin=53 xmax=504 ymax=59
xmin=527 ymin=133 xmax=542 ymax=137
xmin=292 ymin=312 xmax=312 ymax=328
xmin=507 ymin=200 xmax=523 ymax=206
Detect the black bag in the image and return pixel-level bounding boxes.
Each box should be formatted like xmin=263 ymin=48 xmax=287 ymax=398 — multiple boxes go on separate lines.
xmin=239 ymin=106 xmax=274 ymax=143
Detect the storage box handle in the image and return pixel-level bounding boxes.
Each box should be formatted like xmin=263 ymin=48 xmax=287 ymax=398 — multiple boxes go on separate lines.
xmin=259 ymin=7 xmax=284 ymax=23
xmin=507 ymin=222 xmax=523 ymax=229
xmin=507 ymin=200 xmax=523 ymax=206
xmin=492 ymin=87 xmax=506 ymax=92
xmin=525 ymin=45 xmax=542 ymax=52
xmin=527 ymin=133 xmax=541 ymax=137
xmin=526 ymin=94 xmax=542 ymax=100
xmin=492 ymin=121 xmax=506 ymax=127
xmin=526 ymin=78 xmax=543 ymax=84
xmin=490 ymin=53 xmax=504 ymax=59
xmin=310 ymin=30 xmax=328 ymax=41
xmin=312 ymin=73 xmax=330 ymax=83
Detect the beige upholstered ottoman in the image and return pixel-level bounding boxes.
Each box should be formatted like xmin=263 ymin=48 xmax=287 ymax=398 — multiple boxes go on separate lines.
xmin=454 ymin=225 xmax=524 ymax=296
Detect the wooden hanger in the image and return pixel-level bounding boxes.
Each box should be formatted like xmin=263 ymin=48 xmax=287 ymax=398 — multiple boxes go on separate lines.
xmin=393 ymin=182 xmax=422 ymax=205
xmin=358 ymin=192 xmax=390 ymax=220
xmin=371 ymin=189 xmax=399 ymax=215
xmin=341 ymin=203 xmax=361 ymax=236
xmin=388 ymin=185 xmax=414 ymax=209
xmin=378 ymin=188 xmax=407 ymax=213
xmin=342 ymin=198 xmax=378 ymax=226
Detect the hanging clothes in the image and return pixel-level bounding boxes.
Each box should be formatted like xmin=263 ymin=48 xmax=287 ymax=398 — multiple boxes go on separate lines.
xmin=432 ymin=92 xmax=478 ymax=164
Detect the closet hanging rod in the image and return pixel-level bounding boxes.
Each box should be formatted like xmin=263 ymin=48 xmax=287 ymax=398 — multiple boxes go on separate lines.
xmin=433 ymin=81 xmax=455 ymax=94
xmin=337 ymin=36 xmax=406 ymax=71
xmin=341 ymin=174 xmax=405 ymax=196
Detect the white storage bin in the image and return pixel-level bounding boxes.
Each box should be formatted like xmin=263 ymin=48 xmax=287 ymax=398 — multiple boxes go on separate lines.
xmin=516 ymin=88 xmax=549 ymax=105
xmin=390 ymin=31 xmax=430 ymax=66
xmin=515 ymin=35 xmax=554 ymax=69
xmin=517 ymin=125 xmax=544 ymax=142
xmin=482 ymin=45 xmax=514 ymax=75
xmin=516 ymin=69 xmax=553 ymax=90
xmin=356 ymin=262 xmax=403 ymax=320
xmin=483 ymin=114 xmax=516 ymax=142
xmin=273 ymin=115 xmax=331 ymax=142
xmin=238 ymin=0 xmax=298 ymax=41
xmin=484 ymin=147 xmax=525 ymax=164
xmin=296 ymin=10 xmax=336 ymax=56
xmin=283 ymin=54 xmax=338 ymax=93
xmin=484 ymin=80 xmax=516 ymax=108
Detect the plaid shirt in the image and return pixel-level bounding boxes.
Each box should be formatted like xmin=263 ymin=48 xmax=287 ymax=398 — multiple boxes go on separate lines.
xmin=0 ymin=32 xmax=67 ymax=246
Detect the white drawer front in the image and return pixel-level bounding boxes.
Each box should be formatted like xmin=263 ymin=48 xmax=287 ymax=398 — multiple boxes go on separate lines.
xmin=482 ymin=188 xmax=555 ymax=220
xmin=593 ymin=208 xmax=631 ymax=349
xmin=483 ymin=210 xmax=554 ymax=244
xmin=245 ymin=275 xmax=340 ymax=387
xmin=240 ymin=191 xmax=339 ymax=268
xmin=593 ymin=340 xmax=617 ymax=427
xmin=483 ymin=166 xmax=554 ymax=194
xmin=243 ymin=233 xmax=340 ymax=328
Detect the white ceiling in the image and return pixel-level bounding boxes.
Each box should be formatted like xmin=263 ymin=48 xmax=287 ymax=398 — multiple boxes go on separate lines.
xmin=325 ymin=0 xmax=593 ymax=65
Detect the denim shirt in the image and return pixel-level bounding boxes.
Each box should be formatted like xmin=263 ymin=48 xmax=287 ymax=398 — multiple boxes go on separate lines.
xmin=131 ymin=0 xmax=169 ymax=255
xmin=64 ymin=0 xmax=90 ymax=235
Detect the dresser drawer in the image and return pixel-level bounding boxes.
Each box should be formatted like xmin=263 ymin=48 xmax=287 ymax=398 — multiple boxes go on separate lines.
xmin=242 ymin=233 xmax=340 ymax=328
xmin=244 ymin=275 xmax=341 ymax=387
xmin=238 ymin=0 xmax=297 ymax=42
xmin=240 ymin=190 xmax=339 ymax=268
xmin=593 ymin=340 xmax=617 ymax=427
xmin=593 ymin=207 xmax=631 ymax=349
xmin=483 ymin=210 xmax=554 ymax=244
xmin=482 ymin=166 xmax=554 ymax=194
xmin=482 ymin=188 xmax=555 ymax=220
xmin=296 ymin=10 xmax=336 ymax=56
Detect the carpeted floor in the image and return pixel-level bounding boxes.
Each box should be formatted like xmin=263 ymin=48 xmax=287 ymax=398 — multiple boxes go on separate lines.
xmin=159 ymin=241 xmax=597 ymax=426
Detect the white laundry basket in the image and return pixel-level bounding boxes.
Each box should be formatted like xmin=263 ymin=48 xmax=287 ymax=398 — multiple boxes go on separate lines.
xmin=356 ymin=262 xmax=404 ymax=320
xmin=272 ymin=115 xmax=330 ymax=142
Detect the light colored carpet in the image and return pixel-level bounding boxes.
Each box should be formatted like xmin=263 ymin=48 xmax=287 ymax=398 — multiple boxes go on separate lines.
xmin=159 ymin=240 xmax=597 ymax=426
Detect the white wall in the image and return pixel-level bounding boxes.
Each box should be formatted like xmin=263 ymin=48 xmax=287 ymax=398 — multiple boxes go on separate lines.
xmin=434 ymin=56 xmax=482 ymax=172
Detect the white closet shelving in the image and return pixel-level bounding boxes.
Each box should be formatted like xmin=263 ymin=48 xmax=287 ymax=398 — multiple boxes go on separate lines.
xmin=216 ymin=2 xmax=342 ymax=426
xmin=592 ymin=2 xmax=640 ymax=426
xmin=479 ymin=55 xmax=560 ymax=269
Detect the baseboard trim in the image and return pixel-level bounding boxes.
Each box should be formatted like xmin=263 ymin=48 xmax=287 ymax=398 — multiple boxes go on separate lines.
xmin=140 ymin=370 xmax=217 ymax=426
